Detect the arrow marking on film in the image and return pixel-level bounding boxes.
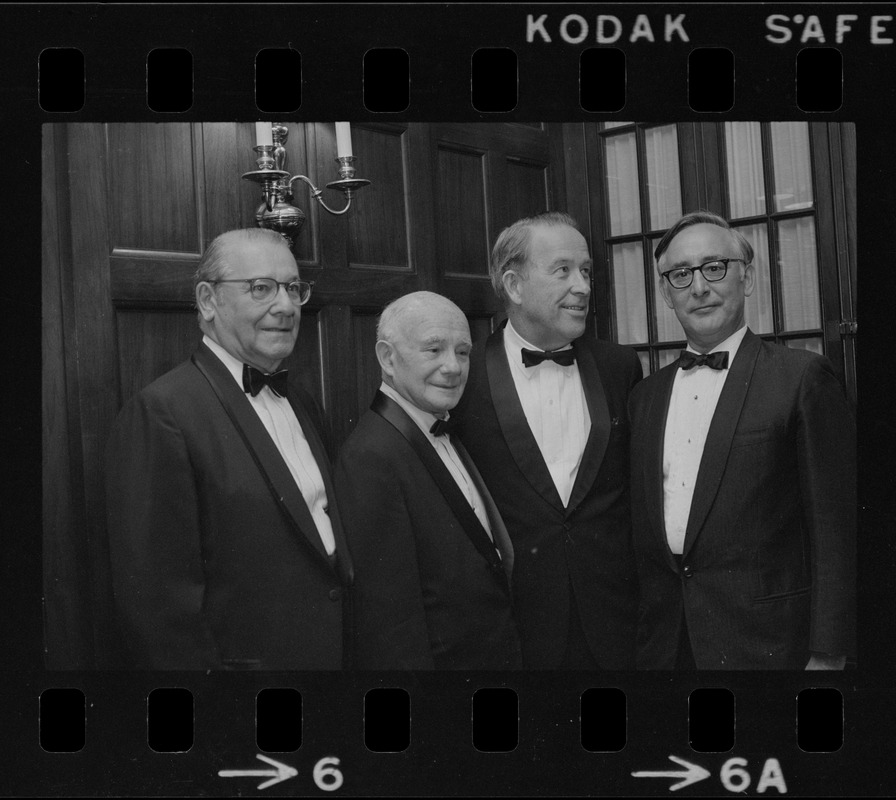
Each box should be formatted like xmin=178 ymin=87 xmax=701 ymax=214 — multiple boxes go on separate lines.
xmin=218 ymin=754 xmax=298 ymax=790
xmin=632 ymin=754 xmax=711 ymax=791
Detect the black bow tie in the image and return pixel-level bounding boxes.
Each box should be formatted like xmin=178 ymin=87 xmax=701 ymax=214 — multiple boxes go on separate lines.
xmin=242 ymin=364 xmax=289 ymax=397
xmin=521 ymin=347 xmax=576 ymax=368
xmin=429 ymin=417 xmax=455 ymax=437
xmin=678 ymin=350 xmax=729 ymax=371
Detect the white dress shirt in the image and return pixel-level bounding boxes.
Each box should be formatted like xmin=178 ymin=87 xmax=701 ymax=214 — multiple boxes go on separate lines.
xmin=379 ymin=382 xmax=494 ymax=542
xmin=502 ymin=321 xmax=590 ymax=507
xmin=203 ymin=335 xmax=336 ymax=555
xmin=662 ymin=326 xmax=749 ymax=555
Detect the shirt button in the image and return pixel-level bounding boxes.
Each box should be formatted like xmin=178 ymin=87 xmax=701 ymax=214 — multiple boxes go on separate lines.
xmin=329 ymin=588 xmax=342 ymax=601
xmin=682 ymin=565 xmax=693 ymax=578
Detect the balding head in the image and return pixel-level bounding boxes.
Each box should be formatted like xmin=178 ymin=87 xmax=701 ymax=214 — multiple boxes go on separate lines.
xmin=375 ymin=291 xmax=472 ymax=416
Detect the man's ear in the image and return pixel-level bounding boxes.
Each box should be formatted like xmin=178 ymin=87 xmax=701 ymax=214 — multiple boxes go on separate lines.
xmin=742 ymin=262 xmax=756 ymax=298
xmin=502 ymin=269 xmax=523 ymax=306
xmin=196 ymin=282 xmax=218 ymax=323
xmin=375 ymin=340 xmax=395 ymax=377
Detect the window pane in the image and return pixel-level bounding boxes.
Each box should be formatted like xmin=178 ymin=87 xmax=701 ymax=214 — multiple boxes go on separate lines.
xmin=611 ymin=241 xmax=647 ymax=344
xmin=787 ymin=336 xmax=824 ymax=355
xmin=650 ymin=236 xmax=684 ymax=342
xmin=778 ymin=217 xmax=821 ymax=330
xmin=658 ymin=349 xmax=680 ymax=369
xmin=645 ymin=125 xmax=682 ymax=231
xmin=603 ymin=121 xmax=633 ymax=129
xmin=604 ymin=132 xmax=640 ymax=235
xmin=736 ymin=223 xmax=774 ymax=335
xmin=771 ymin=122 xmax=814 ymax=211
xmin=725 ymin=122 xmax=765 ymax=219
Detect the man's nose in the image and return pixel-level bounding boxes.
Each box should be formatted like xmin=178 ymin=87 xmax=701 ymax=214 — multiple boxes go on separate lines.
xmin=571 ymin=268 xmax=592 ymax=295
xmin=690 ymin=270 xmax=710 ymax=295
xmin=271 ymin=284 xmax=298 ymax=313
xmin=440 ymin=352 xmax=462 ymax=374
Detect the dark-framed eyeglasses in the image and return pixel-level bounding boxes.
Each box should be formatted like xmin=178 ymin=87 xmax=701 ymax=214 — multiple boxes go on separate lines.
xmin=210 ymin=278 xmax=314 ymax=305
xmin=660 ymin=258 xmax=747 ymax=289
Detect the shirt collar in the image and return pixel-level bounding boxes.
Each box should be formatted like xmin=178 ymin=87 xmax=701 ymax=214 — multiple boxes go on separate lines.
xmin=379 ymin=382 xmax=446 ymax=441
xmin=203 ymin=334 xmax=247 ymax=388
xmin=504 ymin=320 xmax=574 ymax=380
xmin=684 ymin=325 xmax=749 ymax=368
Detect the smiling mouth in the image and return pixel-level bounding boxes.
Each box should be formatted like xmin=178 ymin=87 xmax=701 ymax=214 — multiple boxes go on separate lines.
xmin=561 ymin=304 xmax=587 ymax=312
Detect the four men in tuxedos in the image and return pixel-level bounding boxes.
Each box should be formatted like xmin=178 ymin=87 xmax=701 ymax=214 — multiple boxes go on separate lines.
xmin=453 ymin=212 xmax=643 ymax=668
xmin=628 ymin=211 xmax=856 ymax=670
xmin=106 ymin=228 xmax=353 ymax=669
xmin=106 ymin=213 xmax=856 ymax=672
xmin=335 ymin=292 xmax=521 ymax=669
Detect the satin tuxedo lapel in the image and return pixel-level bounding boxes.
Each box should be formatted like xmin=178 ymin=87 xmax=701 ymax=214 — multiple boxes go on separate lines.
xmin=454 ymin=438 xmax=515 ymax=580
xmin=682 ymin=331 xmax=762 ymax=557
xmin=639 ymin=365 xmax=678 ymax=570
xmin=371 ymin=391 xmax=509 ymax=593
xmin=485 ymin=328 xmax=564 ymax=510
xmin=565 ymin=337 xmax=611 ymax=514
xmin=191 ymin=344 xmax=335 ymax=572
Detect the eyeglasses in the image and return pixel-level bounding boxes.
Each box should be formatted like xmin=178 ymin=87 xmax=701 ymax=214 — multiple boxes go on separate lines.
xmin=210 ymin=278 xmax=314 ymax=305
xmin=660 ymin=258 xmax=747 ymax=289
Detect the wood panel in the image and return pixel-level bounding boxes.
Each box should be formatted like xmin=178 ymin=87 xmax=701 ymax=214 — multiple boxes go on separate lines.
xmin=68 ymin=123 xmax=127 ymax=667
xmin=351 ymin=313 xmax=383 ymax=423
xmin=505 ymin=157 xmax=550 ymax=226
xmin=42 ymin=124 xmax=94 ymax=669
xmin=115 ymin=310 xmax=201 ymax=405
xmin=437 ymin=144 xmax=489 ymax=277
xmin=347 ymin=124 xmax=411 ymax=270
xmin=108 ymin=123 xmax=199 ymax=253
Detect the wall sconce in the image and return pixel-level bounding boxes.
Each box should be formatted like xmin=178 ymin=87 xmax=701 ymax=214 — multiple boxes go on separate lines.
xmin=242 ymin=122 xmax=371 ymax=243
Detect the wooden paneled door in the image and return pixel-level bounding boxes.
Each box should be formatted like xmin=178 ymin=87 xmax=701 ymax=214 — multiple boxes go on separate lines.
xmin=42 ymin=121 xmax=573 ymax=668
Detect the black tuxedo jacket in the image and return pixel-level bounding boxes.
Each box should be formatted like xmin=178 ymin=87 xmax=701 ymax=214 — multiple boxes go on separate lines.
xmin=628 ymin=331 xmax=856 ymax=669
xmin=452 ymin=324 xmax=643 ymax=668
xmin=334 ymin=392 xmax=522 ymax=670
xmin=105 ymin=343 xmax=353 ymax=670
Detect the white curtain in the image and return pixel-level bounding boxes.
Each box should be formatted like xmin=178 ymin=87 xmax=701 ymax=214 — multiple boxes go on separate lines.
xmin=737 ymin=224 xmax=774 ymax=334
xmin=771 ymin=122 xmax=814 ymax=211
xmin=604 ymin=132 xmax=640 ymax=236
xmin=611 ymin=242 xmax=647 ymax=344
xmin=645 ymin=125 xmax=682 ymax=231
xmin=725 ymin=122 xmax=765 ymax=219
xmin=778 ymin=217 xmax=821 ymax=330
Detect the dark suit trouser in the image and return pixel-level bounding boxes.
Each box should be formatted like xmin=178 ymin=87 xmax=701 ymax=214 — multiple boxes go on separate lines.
xmin=561 ymin=586 xmax=600 ymax=669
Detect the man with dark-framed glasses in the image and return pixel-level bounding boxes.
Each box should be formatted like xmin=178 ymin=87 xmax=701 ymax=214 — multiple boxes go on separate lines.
xmin=105 ymin=228 xmax=353 ymax=669
xmin=628 ymin=211 xmax=856 ymax=670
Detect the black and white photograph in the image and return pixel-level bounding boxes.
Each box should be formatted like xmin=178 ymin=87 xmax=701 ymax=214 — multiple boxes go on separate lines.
xmin=4 ymin=2 xmax=893 ymax=796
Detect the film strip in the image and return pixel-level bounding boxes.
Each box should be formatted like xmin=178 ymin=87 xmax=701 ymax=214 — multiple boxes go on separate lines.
xmin=6 ymin=2 xmax=894 ymax=796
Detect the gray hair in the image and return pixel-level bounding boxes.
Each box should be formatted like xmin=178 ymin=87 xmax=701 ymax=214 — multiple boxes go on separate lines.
xmin=489 ymin=211 xmax=580 ymax=304
xmin=194 ymin=228 xmax=291 ymax=288
xmin=377 ymin=291 xmax=465 ymax=343
xmin=653 ymin=210 xmax=754 ymax=269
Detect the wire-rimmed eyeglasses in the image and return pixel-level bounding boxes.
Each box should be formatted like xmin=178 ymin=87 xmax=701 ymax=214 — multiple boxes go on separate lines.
xmin=660 ymin=258 xmax=748 ymax=289
xmin=210 ymin=278 xmax=314 ymax=305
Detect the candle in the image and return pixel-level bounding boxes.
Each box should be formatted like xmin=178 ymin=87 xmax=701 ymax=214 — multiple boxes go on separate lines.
xmin=255 ymin=122 xmax=273 ymax=147
xmin=335 ymin=122 xmax=353 ymax=158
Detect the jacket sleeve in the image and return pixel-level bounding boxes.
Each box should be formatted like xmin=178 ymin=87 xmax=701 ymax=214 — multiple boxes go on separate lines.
xmin=105 ymin=391 xmax=222 ymax=669
xmin=797 ymin=357 xmax=857 ymax=658
xmin=334 ymin=441 xmax=435 ymax=670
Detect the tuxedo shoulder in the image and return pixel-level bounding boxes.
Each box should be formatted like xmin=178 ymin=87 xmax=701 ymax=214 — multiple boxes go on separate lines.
xmin=630 ymin=361 xmax=675 ymax=397
xmin=755 ymin=339 xmax=835 ymax=378
xmin=581 ymin=335 xmax=639 ymax=364
xmin=129 ymin=357 xmax=204 ymax=406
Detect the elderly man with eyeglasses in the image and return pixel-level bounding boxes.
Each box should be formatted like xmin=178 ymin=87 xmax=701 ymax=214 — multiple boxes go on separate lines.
xmin=628 ymin=210 xmax=856 ymax=671
xmin=105 ymin=228 xmax=353 ymax=670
